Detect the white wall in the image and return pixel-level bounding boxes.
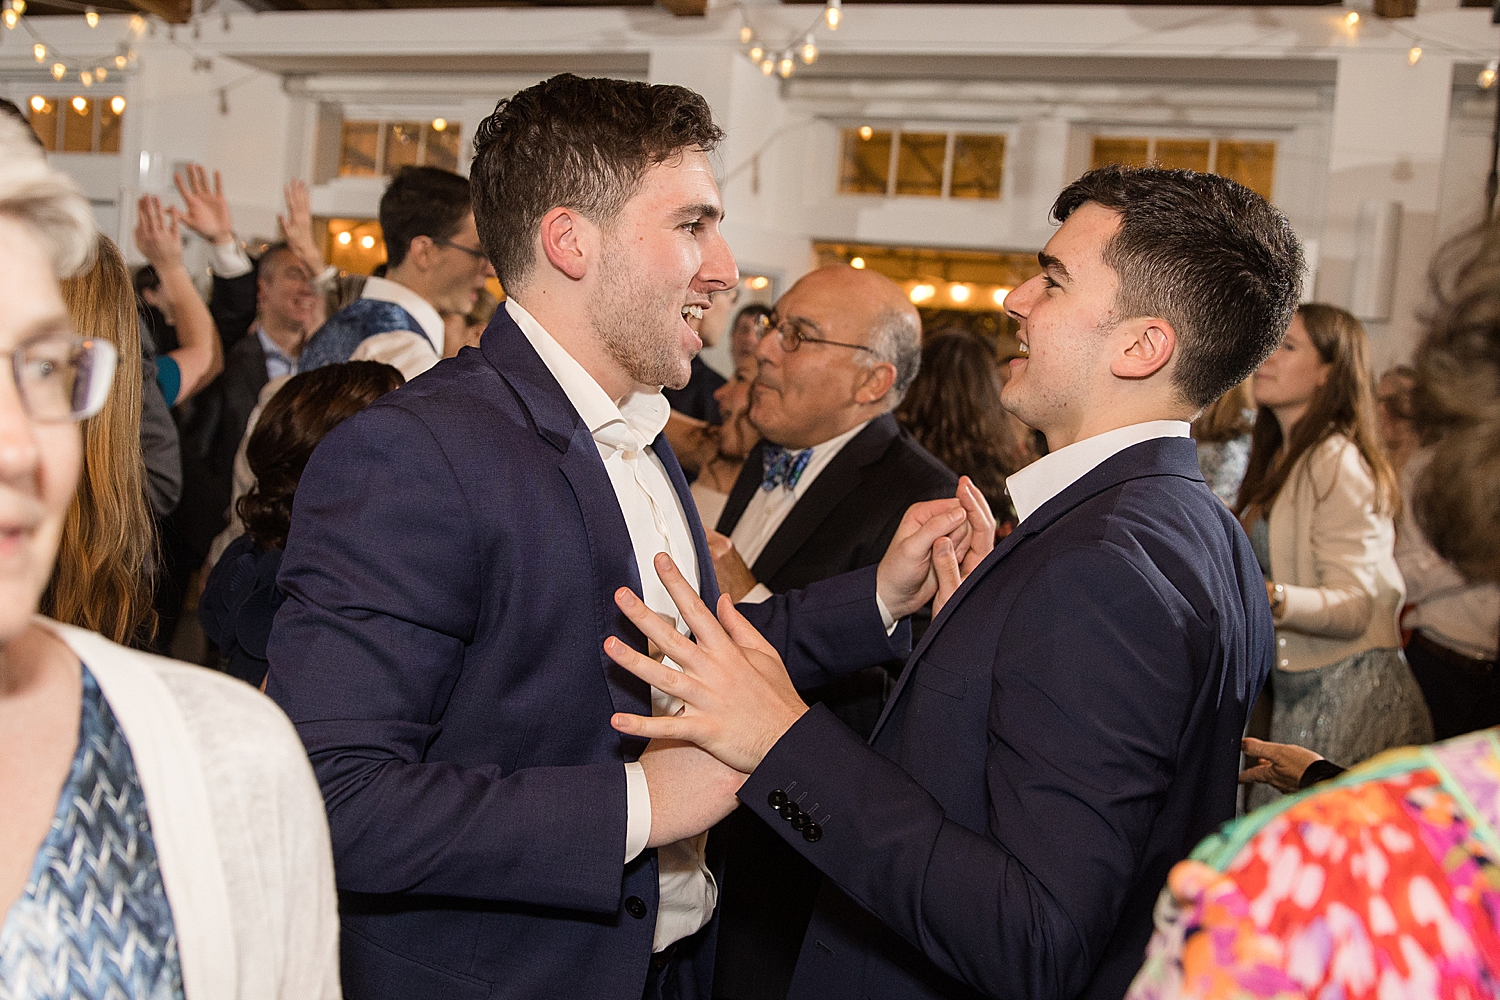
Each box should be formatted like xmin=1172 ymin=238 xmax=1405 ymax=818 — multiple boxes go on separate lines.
xmin=4 ymin=1 xmax=1496 ymax=360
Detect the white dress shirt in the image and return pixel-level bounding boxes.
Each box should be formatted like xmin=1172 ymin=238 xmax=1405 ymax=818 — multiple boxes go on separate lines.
xmin=731 ymin=421 xmax=870 ymax=605
xmin=506 ymin=299 xmax=715 ymax=953
xmin=347 ymin=275 xmax=446 ymax=380
xmin=1006 ymin=420 xmax=1192 ymax=525
xmin=1396 ymin=448 xmax=1500 ymax=660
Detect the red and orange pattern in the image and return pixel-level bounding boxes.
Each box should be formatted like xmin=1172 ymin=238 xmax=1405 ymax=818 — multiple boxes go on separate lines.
xmin=1127 ymin=730 xmax=1500 ymax=1000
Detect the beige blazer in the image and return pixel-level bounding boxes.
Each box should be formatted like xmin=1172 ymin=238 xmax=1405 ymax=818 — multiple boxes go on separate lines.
xmin=1267 ymin=434 xmax=1405 ymax=672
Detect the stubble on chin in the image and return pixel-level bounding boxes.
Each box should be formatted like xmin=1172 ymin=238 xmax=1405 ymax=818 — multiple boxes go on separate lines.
xmin=587 ymin=255 xmax=692 ymax=392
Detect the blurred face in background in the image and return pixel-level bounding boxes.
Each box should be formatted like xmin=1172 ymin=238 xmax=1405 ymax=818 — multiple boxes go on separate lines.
xmin=258 ymin=248 xmax=318 ymax=333
xmin=0 ymin=217 xmax=82 ymax=645
xmin=713 ymin=351 xmax=760 ymax=460
xmin=428 ymin=213 xmax=496 ymax=315
xmin=1252 ymin=313 xmax=1329 ymax=413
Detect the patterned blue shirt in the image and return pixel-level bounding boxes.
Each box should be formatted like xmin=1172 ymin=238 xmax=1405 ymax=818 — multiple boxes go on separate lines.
xmin=0 ymin=666 xmax=184 ymax=1000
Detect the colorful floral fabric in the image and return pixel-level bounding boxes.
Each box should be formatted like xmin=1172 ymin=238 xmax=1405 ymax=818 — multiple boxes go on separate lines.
xmin=1127 ymin=729 xmax=1500 ymax=1000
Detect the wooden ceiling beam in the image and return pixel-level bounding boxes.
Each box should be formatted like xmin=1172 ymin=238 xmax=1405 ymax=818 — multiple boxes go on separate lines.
xmin=129 ymin=0 xmax=192 ymax=23
xmin=657 ymin=0 xmax=707 ymax=16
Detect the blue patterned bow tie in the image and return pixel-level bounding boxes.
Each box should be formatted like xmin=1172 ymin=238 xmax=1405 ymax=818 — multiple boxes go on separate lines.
xmin=761 ymin=445 xmax=813 ymax=492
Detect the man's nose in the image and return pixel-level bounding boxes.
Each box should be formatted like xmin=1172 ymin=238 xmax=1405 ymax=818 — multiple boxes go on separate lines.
xmin=1005 ymin=274 xmax=1044 ymax=321
xmin=700 ymin=230 xmax=738 ymax=293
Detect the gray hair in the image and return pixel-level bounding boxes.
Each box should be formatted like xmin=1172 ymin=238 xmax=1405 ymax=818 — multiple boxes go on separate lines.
xmin=0 ymin=116 xmax=94 ymax=279
xmin=866 ymin=306 xmax=922 ymax=406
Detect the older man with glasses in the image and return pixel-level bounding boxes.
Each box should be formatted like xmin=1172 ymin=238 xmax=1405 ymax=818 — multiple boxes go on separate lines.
xmin=706 ymin=263 xmax=960 ymax=1000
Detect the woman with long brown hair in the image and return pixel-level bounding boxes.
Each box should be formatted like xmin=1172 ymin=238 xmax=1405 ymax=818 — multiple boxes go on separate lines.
xmin=41 ymin=233 xmax=158 ymax=647
xmin=1237 ymin=302 xmax=1430 ymax=806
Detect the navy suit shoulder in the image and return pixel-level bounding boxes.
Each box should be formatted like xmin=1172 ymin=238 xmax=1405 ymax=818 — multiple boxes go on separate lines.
xmin=738 ymin=436 xmax=1272 ymax=1000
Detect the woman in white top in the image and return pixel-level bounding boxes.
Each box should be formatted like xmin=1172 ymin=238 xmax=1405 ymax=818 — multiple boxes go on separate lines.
xmin=0 ymin=115 xmax=340 ymax=999
xmin=1236 ymin=303 xmax=1432 ymax=808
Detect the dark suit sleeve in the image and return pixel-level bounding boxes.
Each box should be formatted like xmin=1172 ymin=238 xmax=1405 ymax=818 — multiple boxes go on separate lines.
xmin=210 ymin=271 xmax=259 ymax=352
xmin=266 ymin=405 xmax=630 ymax=914
xmin=739 ymin=545 xmax=1201 ymax=1000
xmin=738 ymin=564 xmax=912 ymax=691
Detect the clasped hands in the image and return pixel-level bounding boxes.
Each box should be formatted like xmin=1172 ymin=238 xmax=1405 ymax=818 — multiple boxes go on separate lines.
xmin=612 ymin=479 xmax=994 ymax=812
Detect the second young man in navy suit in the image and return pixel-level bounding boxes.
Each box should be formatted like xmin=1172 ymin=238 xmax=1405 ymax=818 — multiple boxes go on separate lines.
xmin=607 ymin=165 xmax=1304 ymax=1000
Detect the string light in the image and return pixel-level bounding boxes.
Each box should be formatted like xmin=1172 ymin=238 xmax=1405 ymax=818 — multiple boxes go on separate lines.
xmin=431 ymin=117 xmax=447 ymax=131
xmin=1343 ymin=10 xmax=1359 ymax=27
xmin=777 ymin=52 xmax=795 ymax=78
xmin=909 ymin=283 xmax=935 ymax=304
xmin=3 ymin=8 xmax=17 ymax=28
xmin=993 ymin=287 xmax=1011 ymax=307
xmin=13 ymin=1 xmax=25 ymax=15
xmin=32 ymin=41 xmax=44 ymax=61
xmin=739 ymin=24 xmax=753 ymax=44
xmin=129 ymin=13 xmax=145 ymax=33
xmin=760 ymin=57 xmax=775 ymax=76
xmin=71 ymin=96 xmax=87 ymax=113
xmin=801 ymin=34 xmax=818 ymax=64
xmin=948 ymin=283 xmax=971 ymax=304
xmin=747 ymin=276 xmax=770 ymax=290
xmin=1407 ymin=46 xmax=1422 ymax=65
xmin=84 ymin=6 xmax=97 ymax=26
xmin=1482 ymin=60 xmax=1499 ymax=89
xmin=51 ymin=62 xmax=66 ymax=80
xmin=824 ymin=0 xmax=841 ymax=30
xmin=114 ymin=54 xmax=127 ymax=69
xmin=109 ymin=95 xmax=124 ymax=114
xmin=80 ymin=70 xmax=93 ymax=86
xmin=858 ymin=125 xmax=873 ymax=140
xmin=337 ymin=231 xmax=352 ymax=246
xmin=360 ymin=235 xmax=376 ymax=249
xmin=849 ymin=256 xmax=865 ymax=269
xmin=748 ymin=44 xmax=764 ymax=63
xmin=96 ymin=67 xmax=107 ymax=81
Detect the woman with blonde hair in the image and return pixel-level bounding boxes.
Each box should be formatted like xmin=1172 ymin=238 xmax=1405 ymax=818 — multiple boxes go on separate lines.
xmin=0 ymin=115 xmax=338 ymax=999
xmin=40 ymin=233 xmax=157 ymax=647
xmin=1237 ymin=302 xmax=1430 ymax=807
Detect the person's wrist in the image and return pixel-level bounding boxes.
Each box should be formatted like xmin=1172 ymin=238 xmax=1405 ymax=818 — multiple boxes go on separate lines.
xmin=1269 ymin=582 xmax=1286 ymax=621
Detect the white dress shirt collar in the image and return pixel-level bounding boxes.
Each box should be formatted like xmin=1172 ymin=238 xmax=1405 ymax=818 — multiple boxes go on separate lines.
xmin=361 ymin=275 xmax=446 ymax=358
xmin=1006 ymin=420 xmax=1192 ymax=526
xmin=506 ymin=299 xmax=671 ymax=449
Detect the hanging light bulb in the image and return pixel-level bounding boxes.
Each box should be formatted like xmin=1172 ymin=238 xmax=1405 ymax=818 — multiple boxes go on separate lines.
xmin=760 ymin=57 xmax=775 ymax=76
xmin=360 ymin=235 xmax=376 ymax=250
xmin=431 ymin=117 xmax=447 ymax=131
xmin=51 ymin=62 xmax=66 ymax=80
xmin=949 ymin=283 xmax=971 ymax=304
xmin=849 ymin=256 xmax=865 ymax=269
xmin=801 ymin=33 xmax=818 ymax=64
xmin=85 ymin=6 xmax=98 ymax=26
xmin=129 ymin=13 xmax=145 ymax=33
xmin=859 ymin=125 xmax=873 ymax=140
xmin=909 ymin=283 xmax=935 ymax=304
xmin=1407 ymin=45 xmax=1422 ymax=65
xmin=778 ymin=51 xmax=795 ymax=78
xmin=1482 ymin=60 xmax=1499 ymax=89
xmin=80 ymin=70 xmax=93 ymax=86
xmin=95 ymin=67 xmax=107 ymax=81
xmin=337 ymin=231 xmax=352 ymax=246
xmin=114 ymin=53 xmax=127 ymax=69
xmin=739 ymin=24 xmax=753 ymax=44
xmin=29 ymin=95 xmax=44 ymax=112
xmin=1343 ymin=10 xmax=1359 ymax=27
xmin=71 ymin=96 xmax=87 ymax=113
xmin=12 ymin=0 xmax=26 ymax=15
xmin=3 ymin=8 xmax=17 ymax=28
xmin=824 ymin=0 xmax=841 ymax=30
xmin=32 ymin=41 xmax=45 ymax=61
xmin=109 ymin=95 xmax=124 ymax=114
xmin=993 ymin=287 xmax=1011 ymax=307
xmin=748 ymin=44 xmax=764 ymax=63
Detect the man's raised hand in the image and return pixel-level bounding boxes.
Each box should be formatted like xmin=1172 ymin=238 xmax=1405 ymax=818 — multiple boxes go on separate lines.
xmin=170 ymin=164 xmax=234 ymax=246
xmin=933 ymin=477 xmax=996 ymax=615
xmin=607 ymin=553 xmax=806 ymax=774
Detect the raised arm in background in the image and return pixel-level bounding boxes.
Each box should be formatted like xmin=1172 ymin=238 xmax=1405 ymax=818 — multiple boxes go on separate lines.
xmin=134 ymin=194 xmax=222 ymax=404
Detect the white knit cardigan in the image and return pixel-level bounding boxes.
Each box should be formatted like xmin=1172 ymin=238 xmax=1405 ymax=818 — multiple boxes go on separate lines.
xmin=36 ymin=618 xmax=342 ymax=999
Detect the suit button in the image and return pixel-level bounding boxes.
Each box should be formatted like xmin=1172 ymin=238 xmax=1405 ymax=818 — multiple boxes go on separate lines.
xmin=778 ymin=802 xmax=798 ymax=821
xmin=790 ymin=812 xmax=809 ymax=831
xmin=768 ymin=790 xmax=788 ymax=809
xmin=803 ymin=823 xmax=823 ymax=843
xmin=625 ymin=896 xmax=647 ymax=919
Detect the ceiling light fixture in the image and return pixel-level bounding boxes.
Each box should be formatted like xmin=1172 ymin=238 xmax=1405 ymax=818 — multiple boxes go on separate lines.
xmin=85 ymin=6 xmax=98 ymax=26
xmin=849 ymin=256 xmax=865 ymax=269
xmin=824 ymin=0 xmax=841 ymax=30
xmin=110 ymin=95 xmax=124 ymax=114
xmin=51 ymin=63 xmax=66 ymax=80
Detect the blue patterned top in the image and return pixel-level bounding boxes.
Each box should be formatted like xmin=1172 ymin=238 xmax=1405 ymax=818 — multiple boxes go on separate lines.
xmin=0 ymin=666 xmax=184 ymax=1000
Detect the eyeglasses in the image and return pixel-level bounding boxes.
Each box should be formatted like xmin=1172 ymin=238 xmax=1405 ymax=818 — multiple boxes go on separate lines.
xmin=433 ymin=239 xmax=489 ymax=263
xmin=9 ymin=333 xmax=117 ymax=423
xmin=752 ymin=313 xmax=877 ymax=355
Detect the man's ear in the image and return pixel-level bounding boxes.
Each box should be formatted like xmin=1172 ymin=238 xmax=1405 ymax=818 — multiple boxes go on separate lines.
xmin=853 ymin=361 xmax=897 ymax=404
xmin=405 ymin=235 xmax=436 ymax=273
xmin=1111 ymin=317 xmax=1177 ymax=381
xmin=538 ymin=206 xmax=593 ymax=282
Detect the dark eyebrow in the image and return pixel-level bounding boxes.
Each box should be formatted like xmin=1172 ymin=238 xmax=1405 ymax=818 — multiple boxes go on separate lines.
xmin=1038 ymin=251 xmax=1072 ymax=283
xmin=679 ymin=203 xmax=723 ymax=224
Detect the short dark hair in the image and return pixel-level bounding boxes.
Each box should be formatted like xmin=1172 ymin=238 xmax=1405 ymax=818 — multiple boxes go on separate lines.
xmin=0 ymin=98 xmax=44 ymax=150
xmin=1052 ymin=165 xmax=1304 ymax=409
xmin=254 ymin=241 xmax=299 ymax=279
xmin=470 ymin=73 xmax=725 ymax=292
xmin=238 ymin=361 xmax=405 ymax=550
xmin=379 ymin=166 xmax=473 ymax=270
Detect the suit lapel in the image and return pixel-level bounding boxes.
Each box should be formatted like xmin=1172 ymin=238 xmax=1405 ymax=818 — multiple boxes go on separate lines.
xmin=867 ymin=436 xmax=1207 ymax=743
xmin=716 ymin=441 xmax=766 ymax=535
xmin=749 ymin=415 xmax=900 ymax=585
xmin=483 ymin=312 xmax=654 ymax=739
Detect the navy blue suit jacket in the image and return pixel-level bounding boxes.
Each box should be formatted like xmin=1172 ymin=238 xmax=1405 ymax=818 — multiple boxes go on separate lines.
xmin=265 ymin=310 xmax=909 ymax=1000
xmin=739 ymin=437 xmax=1274 ymax=1000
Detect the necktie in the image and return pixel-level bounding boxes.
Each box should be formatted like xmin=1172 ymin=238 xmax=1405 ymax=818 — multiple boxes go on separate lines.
xmin=761 ymin=445 xmax=813 ymax=492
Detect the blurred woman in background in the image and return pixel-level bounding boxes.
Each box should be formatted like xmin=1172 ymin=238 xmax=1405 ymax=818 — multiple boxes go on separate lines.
xmin=1236 ymin=302 xmax=1429 ymax=808
xmin=1192 ymin=379 xmax=1256 ymax=506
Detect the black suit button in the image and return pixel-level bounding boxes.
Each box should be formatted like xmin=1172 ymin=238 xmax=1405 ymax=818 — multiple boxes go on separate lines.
xmin=803 ymin=823 xmax=823 ymax=843
xmin=768 ymin=790 xmax=788 ymax=809
xmin=790 ymin=812 xmax=809 ymax=831
xmin=778 ymin=802 xmax=798 ymax=821
xmin=625 ymin=896 xmax=647 ymax=919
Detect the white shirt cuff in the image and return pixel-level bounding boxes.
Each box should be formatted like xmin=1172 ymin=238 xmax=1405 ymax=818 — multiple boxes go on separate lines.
xmin=624 ymin=760 xmax=650 ymax=864
xmin=313 ymin=264 xmax=339 ymax=287
xmin=876 ymin=592 xmax=897 ymax=635
xmin=209 ymin=239 xmax=253 ymax=278
xmin=740 ymin=583 xmax=773 ymax=605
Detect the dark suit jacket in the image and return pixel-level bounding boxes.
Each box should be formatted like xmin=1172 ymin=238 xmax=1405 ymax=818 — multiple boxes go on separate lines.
xmin=713 ymin=414 xmax=957 ymax=1000
xmin=736 ymin=437 xmax=1273 ymax=1000
xmin=265 ymin=310 xmax=911 ymax=1000
xmin=663 ymin=355 xmax=726 ymax=425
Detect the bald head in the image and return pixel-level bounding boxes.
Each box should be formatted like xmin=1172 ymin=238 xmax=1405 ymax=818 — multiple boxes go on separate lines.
xmin=783 ymin=265 xmax=922 ymax=399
